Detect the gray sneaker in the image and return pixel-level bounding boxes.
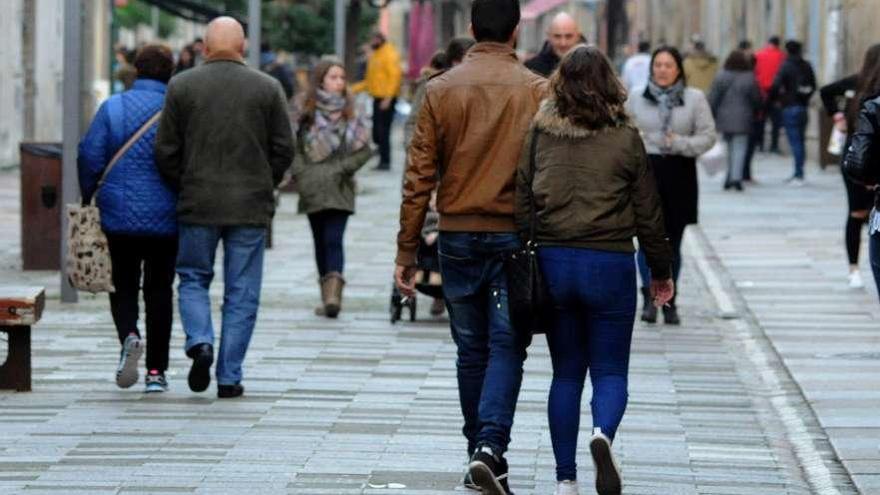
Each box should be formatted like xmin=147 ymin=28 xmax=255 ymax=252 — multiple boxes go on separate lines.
xmin=115 ymin=334 xmax=143 ymax=389
xmin=144 ymin=370 xmax=168 ymax=393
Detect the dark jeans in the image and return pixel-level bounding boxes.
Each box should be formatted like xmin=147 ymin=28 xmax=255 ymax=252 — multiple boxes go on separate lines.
xmin=372 ymin=97 xmax=397 ymax=168
xmin=637 ymin=223 xmax=687 ymax=301
xmin=308 ymin=210 xmax=349 ymax=276
xmin=177 ymin=224 xmax=266 ymax=385
xmin=782 ymin=105 xmax=808 ymax=179
xmin=538 ymin=247 xmax=637 ymax=481
xmin=438 ymin=232 xmax=526 ymax=455
xmin=754 ymin=106 xmax=783 ymax=151
xmin=870 ymin=232 xmax=880 ymax=302
xmin=106 ymin=234 xmax=178 ymax=372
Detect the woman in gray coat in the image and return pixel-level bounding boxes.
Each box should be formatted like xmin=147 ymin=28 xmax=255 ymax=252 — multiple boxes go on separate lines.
xmin=626 ymin=46 xmax=716 ymax=325
xmin=708 ymin=50 xmax=762 ymax=191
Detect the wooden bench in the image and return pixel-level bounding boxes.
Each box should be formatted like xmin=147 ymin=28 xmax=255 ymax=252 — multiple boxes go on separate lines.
xmin=0 ymin=287 xmax=45 ymax=392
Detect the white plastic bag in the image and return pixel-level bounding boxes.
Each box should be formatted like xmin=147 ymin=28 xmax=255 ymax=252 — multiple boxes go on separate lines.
xmin=827 ymin=126 xmax=847 ymax=156
xmin=698 ymin=140 xmax=727 ymax=177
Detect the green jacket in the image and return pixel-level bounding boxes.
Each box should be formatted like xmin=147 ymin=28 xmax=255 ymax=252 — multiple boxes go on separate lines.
xmin=515 ymin=99 xmax=673 ymax=279
xmin=291 ymin=129 xmax=374 ymax=215
xmin=155 ymin=56 xmax=294 ymax=227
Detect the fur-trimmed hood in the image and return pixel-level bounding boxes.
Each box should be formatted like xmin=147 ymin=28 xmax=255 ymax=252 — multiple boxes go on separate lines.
xmin=532 ymin=98 xmax=633 ymax=139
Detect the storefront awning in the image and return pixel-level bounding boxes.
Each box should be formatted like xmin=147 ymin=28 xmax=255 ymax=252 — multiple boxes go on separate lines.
xmin=521 ymin=0 xmax=569 ymax=21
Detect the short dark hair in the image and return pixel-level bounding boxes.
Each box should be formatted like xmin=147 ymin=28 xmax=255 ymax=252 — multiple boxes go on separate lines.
xmin=738 ymin=40 xmax=752 ymax=51
xmin=768 ymin=36 xmax=780 ymax=46
xmin=134 ymin=44 xmax=174 ymax=83
xmin=551 ymin=45 xmax=627 ymax=129
xmin=260 ymin=41 xmax=271 ymax=52
xmin=724 ymin=49 xmax=752 ymax=71
xmin=638 ymin=41 xmax=651 ymax=53
xmin=650 ymin=45 xmax=687 ymax=85
xmin=429 ymin=50 xmax=449 ymax=71
xmin=471 ymin=0 xmax=520 ymax=43
xmin=446 ymin=37 xmax=476 ymax=65
xmin=785 ymin=40 xmax=803 ymax=57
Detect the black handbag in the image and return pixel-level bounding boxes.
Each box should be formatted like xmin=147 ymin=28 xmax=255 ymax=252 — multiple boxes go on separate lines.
xmin=504 ymin=129 xmax=551 ymax=342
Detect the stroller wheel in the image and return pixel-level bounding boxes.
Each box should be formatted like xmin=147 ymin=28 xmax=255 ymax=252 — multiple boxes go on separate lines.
xmin=390 ymin=286 xmax=403 ymax=324
xmin=408 ymin=297 xmax=417 ymax=322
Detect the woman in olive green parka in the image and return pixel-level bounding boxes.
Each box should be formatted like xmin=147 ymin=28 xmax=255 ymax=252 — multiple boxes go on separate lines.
xmin=292 ymin=60 xmax=375 ymax=318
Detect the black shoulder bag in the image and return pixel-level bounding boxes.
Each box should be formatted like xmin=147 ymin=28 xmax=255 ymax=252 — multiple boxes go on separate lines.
xmin=504 ymin=129 xmax=552 ymax=346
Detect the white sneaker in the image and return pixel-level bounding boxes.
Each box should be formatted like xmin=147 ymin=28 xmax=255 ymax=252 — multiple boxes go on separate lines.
xmin=555 ymin=479 xmax=579 ymax=495
xmin=589 ymin=428 xmax=622 ymax=495
xmin=789 ymin=177 xmax=805 ymax=187
xmin=848 ymin=271 xmax=864 ymax=289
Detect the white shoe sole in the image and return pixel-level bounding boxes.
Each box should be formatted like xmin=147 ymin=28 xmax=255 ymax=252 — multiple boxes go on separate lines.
xmin=468 ymin=460 xmax=506 ymax=495
xmin=590 ymin=436 xmax=621 ymax=495
xmin=116 ymin=340 xmax=143 ymax=389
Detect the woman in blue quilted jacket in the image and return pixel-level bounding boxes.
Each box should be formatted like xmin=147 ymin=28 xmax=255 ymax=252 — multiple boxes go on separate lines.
xmin=77 ymin=45 xmax=177 ymax=394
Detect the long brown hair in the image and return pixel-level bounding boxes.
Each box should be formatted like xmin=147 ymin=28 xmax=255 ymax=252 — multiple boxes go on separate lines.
xmin=848 ymin=43 xmax=880 ymax=129
xmin=550 ymin=45 xmax=628 ymax=129
xmin=299 ymin=60 xmax=354 ymax=130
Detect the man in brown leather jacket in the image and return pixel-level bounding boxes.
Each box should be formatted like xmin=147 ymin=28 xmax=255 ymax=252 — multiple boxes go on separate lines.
xmin=394 ymin=1 xmax=547 ymax=492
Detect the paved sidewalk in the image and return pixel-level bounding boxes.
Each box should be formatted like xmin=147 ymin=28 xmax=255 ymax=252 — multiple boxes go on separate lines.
xmin=699 ymin=154 xmax=880 ymax=494
xmin=0 ymin=144 xmax=863 ymax=494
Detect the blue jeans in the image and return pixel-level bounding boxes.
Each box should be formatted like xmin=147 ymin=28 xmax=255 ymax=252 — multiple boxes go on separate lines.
xmin=177 ymin=224 xmax=266 ymax=385
xmin=782 ymin=105 xmax=808 ymax=179
xmin=439 ymin=232 xmax=526 ymax=456
xmin=870 ymin=232 xmax=880 ymax=302
xmin=307 ymin=210 xmax=349 ymax=276
xmin=538 ymin=247 xmax=637 ymax=481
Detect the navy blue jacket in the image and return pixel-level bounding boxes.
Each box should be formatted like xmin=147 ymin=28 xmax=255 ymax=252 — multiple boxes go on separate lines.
xmin=78 ymin=79 xmax=177 ymax=237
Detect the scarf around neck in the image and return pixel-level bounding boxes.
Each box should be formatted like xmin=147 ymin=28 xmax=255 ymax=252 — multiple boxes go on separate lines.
xmin=304 ymin=89 xmax=371 ymax=163
xmin=646 ymin=79 xmax=686 ymax=151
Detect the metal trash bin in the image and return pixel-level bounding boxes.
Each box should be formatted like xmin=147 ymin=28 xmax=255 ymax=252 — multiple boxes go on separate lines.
xmin=19 ymin=143 xmax=63 ymax=270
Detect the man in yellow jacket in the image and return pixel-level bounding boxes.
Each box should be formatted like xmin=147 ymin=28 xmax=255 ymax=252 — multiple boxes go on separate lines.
xmin=352 ymin=32 xmax=403 ymax=170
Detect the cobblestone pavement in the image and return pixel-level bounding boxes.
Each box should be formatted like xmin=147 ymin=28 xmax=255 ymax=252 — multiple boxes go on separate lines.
xmin=0 ymin=142 xmax=864 ymax=494
xmin=699 ymin=154 xmax=880 ymax=494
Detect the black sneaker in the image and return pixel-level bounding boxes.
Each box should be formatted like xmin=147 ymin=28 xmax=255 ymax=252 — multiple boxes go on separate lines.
xmin=217 ymin=384 xmax=244 ymax=399
xmin=662 ymin=304 xmax=681 ymax=326
xmin=186 ymin=343 xmax=213 ymax=392
xmin=468 ymin=445 xmax=512 ymax=495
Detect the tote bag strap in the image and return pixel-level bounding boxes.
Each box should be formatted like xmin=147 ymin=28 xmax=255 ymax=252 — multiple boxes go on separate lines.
xmin=92 ymin=110 xmax=162 ymax=205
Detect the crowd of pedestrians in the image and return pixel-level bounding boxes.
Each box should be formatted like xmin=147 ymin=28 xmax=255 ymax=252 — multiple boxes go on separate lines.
xmin=77 ymin=3 xmax=880 ymax=494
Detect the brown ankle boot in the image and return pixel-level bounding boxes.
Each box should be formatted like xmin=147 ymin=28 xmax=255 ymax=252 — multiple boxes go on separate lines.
xmin=322 ymin=272 xmax=345 ymax=318
xmin=315 ymin=277 xmax=328 ymax=316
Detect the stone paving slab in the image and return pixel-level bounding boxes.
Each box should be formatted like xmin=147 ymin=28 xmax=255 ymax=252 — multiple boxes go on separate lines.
xmin=699 ymin=153 xmax=880 ymax=494
xmin=0 ymin=139 xmax=861 ymax=493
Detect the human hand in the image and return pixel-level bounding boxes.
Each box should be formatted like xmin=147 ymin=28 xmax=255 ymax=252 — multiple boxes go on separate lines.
xmin=833 ymin=112 xmax=847 ymax=131
xmin=424 ymin=232 xmax=439 ymax=246
xmin=380 ymin=97 xmax=393 ymax=111
xmin=395 ymin=264 xmax=417 ymax=297
xmin=650 ymin=278 xmax=675 ymax=308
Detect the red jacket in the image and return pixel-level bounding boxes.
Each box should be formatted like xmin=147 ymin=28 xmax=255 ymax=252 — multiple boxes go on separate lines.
xmin=754 ymin=44 xmax=786 ymax=96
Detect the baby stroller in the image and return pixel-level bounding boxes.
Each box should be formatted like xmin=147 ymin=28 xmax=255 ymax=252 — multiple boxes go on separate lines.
xmin=390 ymin=212 xmax=444 ymax=323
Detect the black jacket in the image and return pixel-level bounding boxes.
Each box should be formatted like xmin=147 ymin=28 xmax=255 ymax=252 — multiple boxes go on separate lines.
xmin=769 ymin=57 xmax=817 ymax=108
xmin=843 ymin=94 xmax=880 ymax=186
xmin=820 ymin=74 xmax=857 ymax=116
xmin=155 ymin=57 xmax=295 ymax=227
xmin=524 ymin=42 xmax=560 ymax=77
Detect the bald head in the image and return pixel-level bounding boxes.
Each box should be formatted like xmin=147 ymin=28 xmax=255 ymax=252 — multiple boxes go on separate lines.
xmin=204 ymin=17 xmax=246 ymax=60
xmin=547 ymin=12 xmax=580 ymax=58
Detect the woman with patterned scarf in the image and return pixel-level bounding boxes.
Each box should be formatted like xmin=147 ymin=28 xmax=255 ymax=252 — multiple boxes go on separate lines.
xmin=625 ymin=46 xmax=716 ymax=326
xmin=292 ymin=60 xmax=375 ymax=318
